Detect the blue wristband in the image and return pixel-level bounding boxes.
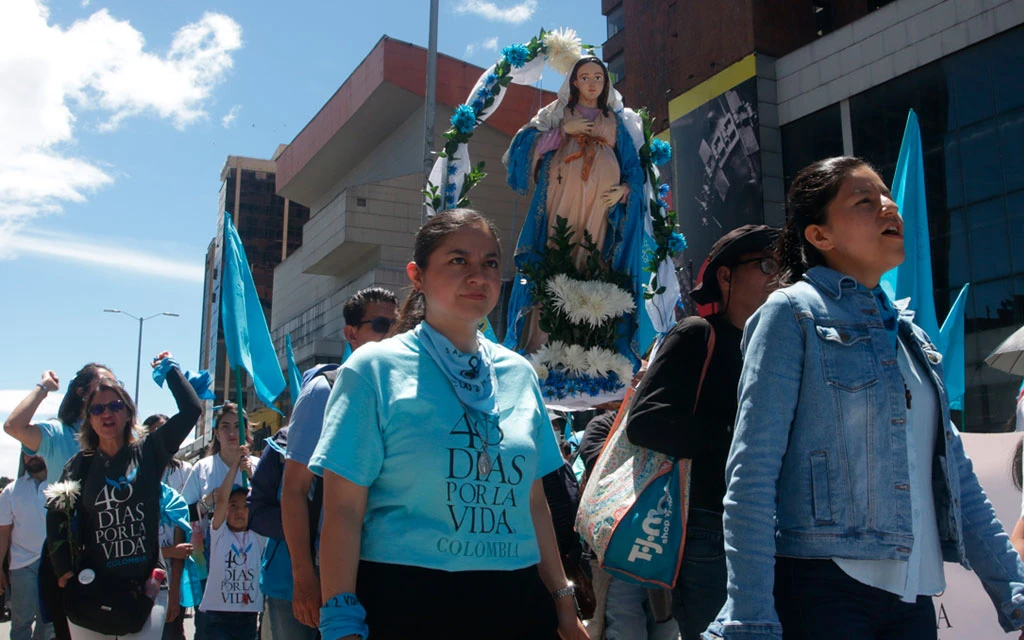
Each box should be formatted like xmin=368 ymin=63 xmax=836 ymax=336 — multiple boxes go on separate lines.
xmin=320 ymin=593 xmax=368 ymax=640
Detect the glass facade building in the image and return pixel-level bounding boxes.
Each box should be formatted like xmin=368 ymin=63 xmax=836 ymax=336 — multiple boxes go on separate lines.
xmin=781 ymin=25 xmax=1024 ymax=431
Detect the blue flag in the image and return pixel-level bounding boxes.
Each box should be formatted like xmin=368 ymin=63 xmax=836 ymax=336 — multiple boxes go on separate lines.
xmin=937 ymin=284 xmax=970 ymax=411
xmin=221 ymin=213 xmax=286 ymax=410
xmin=880 ymin=109 xmax=940 ymax=341
xmin=285 ymin=334 xmax=302 ymax=404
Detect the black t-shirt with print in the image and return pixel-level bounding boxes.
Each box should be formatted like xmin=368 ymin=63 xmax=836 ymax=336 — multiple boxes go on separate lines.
xmin=48 ymin=368 xmax=201 ymax=581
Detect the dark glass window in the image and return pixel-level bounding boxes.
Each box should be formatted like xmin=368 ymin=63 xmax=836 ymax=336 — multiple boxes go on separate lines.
xmin=813 ymin=2 xmax=834 ymax=37
xmin=607 ymin=52 xmax=625 ymax=84
xmin=780 ymin=104 xmax=843 ymax=192
xmin=607 ymin=4 xmax=624 ymax=40
xmin=959 ymin=122 xmax=1003 ymax=203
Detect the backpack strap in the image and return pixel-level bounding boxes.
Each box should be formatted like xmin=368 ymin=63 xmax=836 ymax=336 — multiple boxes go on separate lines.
xmin=317 ymin=368 xmax=339 ymax=388
xmin=691 ymin=324 xmax=716 ymax=415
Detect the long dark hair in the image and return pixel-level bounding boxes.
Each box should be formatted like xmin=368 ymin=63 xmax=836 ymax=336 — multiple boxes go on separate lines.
xmin=208 ymin=403 xmax=246 ymax=457
xmin=392 ymin=208 xmax=502 ymax=335
xmin=777 ymin=156 xmax=873 ymax=285
xmin=58 ymin=363 xmax=113 ymax=425
xmin=79 ymin=381 xmax=137 ymax=450
xmin=566 ymin=56 xmax=611 ymax=117
xmin=144 ymin=413 xmax=183 ymax=470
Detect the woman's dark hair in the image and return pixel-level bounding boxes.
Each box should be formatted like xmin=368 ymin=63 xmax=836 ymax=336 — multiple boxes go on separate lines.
xmin=58 ymin=363 xmax=113 ymax=425
xmin=777 ymin=156 xmax=873 ymax=285
xmin=208 ymin=402 xmax=246 ymax=457
xmin=1013 ymin=436 xmax=1023 ymax=492
xmin=144 ymin=413 xmax=183 ymax=470
xmin=79 ymin=381 xmax=137 ymax=451
xmin=392 ymin=209 xmax=501 ymax=335
xmin=566 ymin=56 xmax=611 ymax=117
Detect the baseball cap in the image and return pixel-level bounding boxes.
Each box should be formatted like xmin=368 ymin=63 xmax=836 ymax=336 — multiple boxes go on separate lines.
xmin=690 ymin=224 xmax=780 ymax=305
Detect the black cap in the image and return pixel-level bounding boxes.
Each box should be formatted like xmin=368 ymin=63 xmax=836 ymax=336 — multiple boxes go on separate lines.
xmin=690 ymin=224 xmax=780 ymax=305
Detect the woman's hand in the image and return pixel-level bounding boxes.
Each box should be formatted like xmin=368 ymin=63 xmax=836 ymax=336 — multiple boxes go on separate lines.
xmin=601 ymin=185 xmax=627 ymax=209
xmin=151 ymin=351 xmax=172 ymax=368
xmin=556 ymin=598 xmax=589 ymax=639
xmin=161 ymin=543 xmax=194 ymax=560
xmin=39 ymin=370 xmax=59 ymax=393
xmin=562 ymin=117 xmax=594 ymax=136
xmin=57 ymin=572 xmax=73 ymax=588
xmin=239 ymin=446 xmax=253 ymax=475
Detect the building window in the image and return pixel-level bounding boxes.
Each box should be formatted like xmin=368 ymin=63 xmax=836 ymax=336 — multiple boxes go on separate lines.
xmin=607 ymin=53 xmax=625 ymax=84
xmin=607 ymin=4 xmax=624 ymax=40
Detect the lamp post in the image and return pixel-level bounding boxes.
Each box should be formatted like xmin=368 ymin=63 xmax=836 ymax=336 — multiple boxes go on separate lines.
xmin=103 ymin=309 xmax=179 ymax=406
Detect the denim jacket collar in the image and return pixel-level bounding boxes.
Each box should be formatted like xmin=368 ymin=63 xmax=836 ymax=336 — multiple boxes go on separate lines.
xmin=803 ymin=266 xmax=861 ymax=300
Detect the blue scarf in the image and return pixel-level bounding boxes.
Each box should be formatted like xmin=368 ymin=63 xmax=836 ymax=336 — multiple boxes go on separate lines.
xmin=417 ymin=321 xmax=499 ymax=417
xmin=160 ymin=484 xmax=203 ymax=608
xmin=870 ymin=286 xmax=899 ymax=352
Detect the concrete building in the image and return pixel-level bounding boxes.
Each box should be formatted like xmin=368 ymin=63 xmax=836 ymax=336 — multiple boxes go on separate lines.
xmin=271 ymin=36 xmax=553 ymax=371
xmin=191 ymin=152 xmax=310 ymax=455
xmin=603 ymin=0 xmax=1024 ymax=430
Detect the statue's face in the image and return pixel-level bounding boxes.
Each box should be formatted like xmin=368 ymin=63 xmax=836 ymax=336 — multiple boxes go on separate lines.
xmin=572 ymin=62 xmax=605 ymax=102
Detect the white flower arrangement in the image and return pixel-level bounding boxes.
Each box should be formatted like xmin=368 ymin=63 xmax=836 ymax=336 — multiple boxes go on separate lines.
xmin=546 ymin=274 xmax=635 ymax=329
xmin=44 ymin=480 xmax=81 ymax=512
xmin=542 ymin=27 xmax=584 ymax=76
xmin=585 ymin=346 xmax=634 ymax=386
xmin=530 ymin=341 xmax=634 ymax=392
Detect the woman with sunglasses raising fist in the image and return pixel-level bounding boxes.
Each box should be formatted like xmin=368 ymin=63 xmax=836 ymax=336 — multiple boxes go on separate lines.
xmin=46 ymin=351 xmax=201 ymax=640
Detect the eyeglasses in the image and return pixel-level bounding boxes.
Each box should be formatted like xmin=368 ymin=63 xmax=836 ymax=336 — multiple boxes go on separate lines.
xmin=353 ymin=316 xmax=396 ymax=334
xmin=734 ymin=257 xmax=779 ymax=275
xmin=90 ymin=400 xmax=126 ymax=416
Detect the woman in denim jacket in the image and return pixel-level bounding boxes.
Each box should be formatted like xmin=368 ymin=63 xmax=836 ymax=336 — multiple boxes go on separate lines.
xmin=703 ymin=157 xmax=1024 ymax=640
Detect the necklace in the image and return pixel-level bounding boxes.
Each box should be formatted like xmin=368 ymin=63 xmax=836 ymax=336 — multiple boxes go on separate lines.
xmin=464 ymin=410 xmax=504 ymax=476
xmin=228 ymin=529 xmax=250 ymax=565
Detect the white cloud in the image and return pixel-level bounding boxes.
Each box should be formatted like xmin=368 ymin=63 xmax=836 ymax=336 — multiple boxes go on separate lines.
xmin=221 ymin=104 xmax=241 ymax=128
xmin=1 ymin=228 xmax=204 ymax=282
xmin=454 ymin=0 xmax=537 ymax=24
xmin=464 ymin=36 xmax=500 ymax=58
xmin=0 ymin=0 xmax=242 ymax=236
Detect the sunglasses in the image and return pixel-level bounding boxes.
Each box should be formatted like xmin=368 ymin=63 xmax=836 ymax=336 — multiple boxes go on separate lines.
xmin=90 ymin=400 xmax=126 ymax=416
xmin=353 ymin=316 xmax=396 ymax=334
xmin=734 ymin=257 xmax=779 ymax=275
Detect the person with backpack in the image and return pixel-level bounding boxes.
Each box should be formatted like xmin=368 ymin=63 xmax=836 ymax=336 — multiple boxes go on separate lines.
xmin=278 ymin=286 xmax=397 ymax=636
xmin=625 ymin=224 xmax=778 ymax=640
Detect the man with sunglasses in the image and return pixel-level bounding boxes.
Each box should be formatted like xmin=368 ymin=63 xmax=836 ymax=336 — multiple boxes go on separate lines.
xmin=266 ymin=286 xmax=397 ymax=637
xmin=625 ymin=224 xmax=779 ymax=640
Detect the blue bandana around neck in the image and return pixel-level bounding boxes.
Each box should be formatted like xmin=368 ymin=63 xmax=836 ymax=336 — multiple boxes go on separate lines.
xmin=870 ymin=285 xmax=899 ymax=352
xmin=417 ymin=321 xmax=499 ymax=417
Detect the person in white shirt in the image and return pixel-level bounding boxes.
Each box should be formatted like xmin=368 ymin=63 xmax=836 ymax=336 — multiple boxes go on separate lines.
xmin=199 ymin=448 xmax=265 ymax=639
xmin=0 ymin=452 xmax=53 ymax=640
xmin=179 ymin=404 xmax=259 ymax=639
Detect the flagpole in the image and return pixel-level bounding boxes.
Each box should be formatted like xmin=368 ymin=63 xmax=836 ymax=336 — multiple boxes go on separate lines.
xmin=235 ymin=369 xmax=248 ymax=488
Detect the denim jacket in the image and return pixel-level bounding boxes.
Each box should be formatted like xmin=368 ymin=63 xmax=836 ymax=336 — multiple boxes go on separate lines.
xmin=704 ymin=266 xmax=1024 ymax=639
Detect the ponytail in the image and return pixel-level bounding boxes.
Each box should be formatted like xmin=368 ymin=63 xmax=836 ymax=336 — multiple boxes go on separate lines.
xmin=392 ymin=290 xmax=427 ymax=336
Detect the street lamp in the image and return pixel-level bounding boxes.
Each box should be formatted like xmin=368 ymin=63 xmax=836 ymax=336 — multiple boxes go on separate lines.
xmin=103 ymin=309 xmax=179 ymax=406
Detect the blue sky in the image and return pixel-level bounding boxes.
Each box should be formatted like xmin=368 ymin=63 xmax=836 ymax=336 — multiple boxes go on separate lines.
xmin=0 ymin=0 xmax=605 ymax=477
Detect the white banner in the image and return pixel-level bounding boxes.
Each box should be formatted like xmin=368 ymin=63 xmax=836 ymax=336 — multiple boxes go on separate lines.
xmin=937 ymin=431 xmax=1022 ymax=638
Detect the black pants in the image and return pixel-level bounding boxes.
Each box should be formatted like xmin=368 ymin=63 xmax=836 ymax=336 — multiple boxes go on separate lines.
xmin=38 ymin=543 xmax=71 ymax=640
xmin=774 ymin=557 xmax=937 ymax=640
xmin=357 ymin=561 xmax=559 ymax=639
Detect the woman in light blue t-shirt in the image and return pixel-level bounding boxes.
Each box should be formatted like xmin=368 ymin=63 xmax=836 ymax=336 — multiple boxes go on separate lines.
xmin=310 ymin=209 xmax=589 ymax=640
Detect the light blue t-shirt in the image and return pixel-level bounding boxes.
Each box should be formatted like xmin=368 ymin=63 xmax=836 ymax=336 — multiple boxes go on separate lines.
xmin=31 ymin=419 xmax=81 ymax=483
xmin=309 ymin=326 xmax=564 ymax=572
xmin=286 ymin=364 xmax=338 ymax=466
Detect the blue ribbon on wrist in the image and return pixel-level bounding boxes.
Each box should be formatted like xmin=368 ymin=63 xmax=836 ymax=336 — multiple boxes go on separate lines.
xmin=151 ymin=358 xmax=215 ymax=400
xmin=320 ymin=593 xmax=368 ymax=640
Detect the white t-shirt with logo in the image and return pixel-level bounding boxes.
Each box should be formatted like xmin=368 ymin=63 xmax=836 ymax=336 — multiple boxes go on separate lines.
xmin=199 ymin=523 xmax=265 ymax=613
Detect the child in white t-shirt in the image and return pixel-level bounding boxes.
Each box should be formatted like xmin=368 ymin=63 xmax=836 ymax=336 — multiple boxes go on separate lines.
xmin=199 ymin=447 xmax=265 ymax=640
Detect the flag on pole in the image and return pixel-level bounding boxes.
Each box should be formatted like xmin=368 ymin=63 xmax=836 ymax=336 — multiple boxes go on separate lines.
xmin=221 ymin=212 xmax=286 ymax=410
xmin=285 ymin=334 xmax=302 ymax=405
xmin=937 ymin=284 xmax=970 ymax=411
xmin=880 ymin=109 xmax=940 ymax=341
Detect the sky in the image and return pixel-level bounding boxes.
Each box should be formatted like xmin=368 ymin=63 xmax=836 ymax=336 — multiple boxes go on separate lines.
xmin=0 ymin=0 xmax=606 ymax=479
